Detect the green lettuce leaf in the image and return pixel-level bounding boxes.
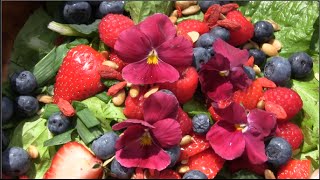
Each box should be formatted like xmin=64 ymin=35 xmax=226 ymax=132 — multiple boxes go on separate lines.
xmin=47 ymin=20 xmax=100 ymax=37
xmin=124 ymin=1 xmax=174 ymax=24
xmin=177 ymin=11 xmax=204 ymax=23
xmin=183 ymin=98 xmax=211 ymax=119
xmin=8 ymin=116 xmax=56 ymax=179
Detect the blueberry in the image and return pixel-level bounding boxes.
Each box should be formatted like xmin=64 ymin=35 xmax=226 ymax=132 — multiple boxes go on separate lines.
xmin=264 ymin=57 xmax=291 ymax=86
xmin=243 ymin=66 xmax=256 ymax=80
xmin=10 ymin=71 xmax=37 ymax=95
xmin=2 ymin=130 xmax=9 ymax=151
xmin=110 ymin=158 xmax=134 ymax=179
xmin=159 ymin=89 xmax=175 ymax=96
xmin=183 ymin=170 xmax=208 ymax=179
xmin=252 ymin=21 xmax=274 ymax=44
xmin=192 ymin=114 xmax=211 ymax=135
xmin=193 ymin=47 xmax=212 ymax=71
xmin=199 ymin=0 xmax=220 ymax=12
xmin=249 ymin=49 xmax=267 ymax=67
xmin=88 ymin=1 xmax=102 ymax=7
xmin=47 ymin=112 xmax=70 ymax=135
xmin=2 ymin=147 xmax=31 ymax=176
xmin=16 ymin=96 xmax=39 ymax=117
xmin=195 ymin=33 xmax=217 ymax=54
xmin=288 ymin=52 xmax=313 ymax=79
xmin=96 ymin=1 xmax=125 ymax=19
xmin=165 ymin=145 xmax=181 ymax=168
xmin=91 ymin=132 xmax=118 ymax=160
xmin=266 ymin=137 xmax=292 ymax=167
xmin=63 ymin=1 xmax=92 ymax=24
xmin=209 ymin=26 xmax=230 ymax=42
xmin=2 ymin=97 xmax=14 ymax=124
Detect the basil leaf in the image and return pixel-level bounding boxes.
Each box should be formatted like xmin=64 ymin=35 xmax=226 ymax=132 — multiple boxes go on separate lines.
xmin=177 ymin=11 xmax=204 ymax=24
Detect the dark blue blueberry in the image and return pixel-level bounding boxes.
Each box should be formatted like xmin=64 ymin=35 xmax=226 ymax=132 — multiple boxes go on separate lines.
xmin=288 ymin=52 xmax=313 ymax=79
xmin=195 ymin=33 xmax=217 ymax=54
xmin=219 ymin=1 xmax=232 ymax=5
xmin=2 ymin=97 xmax=14 ymax=124
xmin=264 ymin=57 xmax=291 ymax=86
xmin=252 ymin=21 xmax=274 ymax=44
xmin=47 ymin=112 xmax=70 ymax=135
xmin=193 ymin=47 xmax=212 ymax=71
xmin=96 ymin=1 xmax=125 ymax=18
xmin=10 ymin=71 xmax=37 ymax=95
xmin=192 ymin=114 xmax=211 ymax=135
xmin=2 ymin=130 xmax=9 ymax=151
xmin=165 ymin=145 xmax=181 ymax=168
xmin=244 ymin=66 xmax=256 ymax=80
xmin=209 ymin=26 xmax=230 ymax=42
xmin=199 ymin=0 xmax=220 ymax=12
xmin=91 ymin=132 xmax=118 ymax=160
xmin=16 ymin=96 xmax=39 ymax=117
xmin=110 ymin=158 xmax=134 ymax=179
xmin=266 ymin=137 xmax=292 ymax=167
xmin=249 ymin=49 xmax=267 ymax=67
xmin=159 ymin=89 xmax=175 ymax=96
xmin=88 ymin=1 xmax=102 ymax=7
xmin=183 ymin=170 xmax=208 ymax=179
xmin=63 ymin=1 xmax=92 ymax=24
xmin=2 ymin=147 xmax=31 ymax=176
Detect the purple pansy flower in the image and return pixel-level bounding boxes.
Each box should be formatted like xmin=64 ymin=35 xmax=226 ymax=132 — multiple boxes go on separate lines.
xmin=114 ymin=13 xmax=193 ymax=85
xmin=199 ymin=39 xmax=251 ymax=104
xmin=112 ymin=91 xmax=182 ymax=171
xmin=206 ymin=102 xmax=277 ymax=164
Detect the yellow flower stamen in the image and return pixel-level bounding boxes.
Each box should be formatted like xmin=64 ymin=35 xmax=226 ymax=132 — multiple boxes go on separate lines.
xmin=219 ymin=70 xmax=230 ymax=77
xmin=147 ymin=49 xmax=159 ymax=65
xmin=140 ymin=131 xmax=153 ymax=146
xmin=235 ymin=124 xmax=247 ymax=132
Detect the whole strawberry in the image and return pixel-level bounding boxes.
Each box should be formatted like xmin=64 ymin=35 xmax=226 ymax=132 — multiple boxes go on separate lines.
xmin=99 ymin=14 xmax=134 ymax=48
xmin=277 ymin=159 xmax=311 ymax=179
xmin=179 ymin=132 xmax=210 ymax=161
xmin=276 ymin=122 xmax=304 ymax=150
xmin=177 ymin=19 xmax=209 ymax=36
xmin=53 ymin=45 xmax=106 ymax=103
xmin=177 ymin=107 xmax=193 ymax=136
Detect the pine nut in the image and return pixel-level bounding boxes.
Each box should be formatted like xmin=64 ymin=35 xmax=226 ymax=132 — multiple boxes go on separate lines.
xmin=129 ymin=85 xmax=140 ymax=98
xmin=27 ymin=145 xmax=39 ymax=159
xmin=112 ymin=89 xmax=126 ymax=106
xmin=180 ymin=135 xmax=192 ymax=146
xmin=182 ymin=5 xmax=201 ymax=16
xmin=102 ymin=60 xmax=119 ymax=70
xmin=37 ymin=94 xmax=53 ymax=104
xmin=261 ymin=43 xmax=278 ymax=57
xmin=143 ymin=85 xmax=159 ymax=98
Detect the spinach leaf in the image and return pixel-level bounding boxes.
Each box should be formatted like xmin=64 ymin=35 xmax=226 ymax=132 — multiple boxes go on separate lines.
xmin=47 ymin=20 xmax=101 ymax=37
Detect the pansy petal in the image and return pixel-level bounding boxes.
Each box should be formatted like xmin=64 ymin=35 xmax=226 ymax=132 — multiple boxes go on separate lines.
xmin=200 ymin=53 xmax=230 ymax=72
xmin=243 ymin=133 xmax=268 ymax=164
xmin=213 ymin=102 xmax=247 ymax=124
xmin=207 ymin=81 xmax=233 ymax=103
xmin=138 ymin=13 xmax=176 ymax=48
xmin=213 ymin=38 xmax=249 ymax=67
xmin=156 ymin=36 xmax=193 ymax=66
xmin=115 ymin=125 xmax=145 ymax=150
xmin=247 ymin=109 xmax=277 ymax=138
xmin=122 ymin=59 xmax=179 ymax=85
xmin=112 ymin=119 xmax=154 ymax=131
xmin=151 ymin=118 xmax=182 ymax=148
xmin=114 ymin=27 xmax=151 ymax=63
xmin=206 ymin=121 xmax=245 ymax=160
xmin=230 ymin=67 xmax=252 ymax=91
xmin=143 ymin=91 xmax=179 ymax=124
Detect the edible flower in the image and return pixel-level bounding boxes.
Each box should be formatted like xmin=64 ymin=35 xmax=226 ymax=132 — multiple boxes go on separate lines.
xmin=199 ymin=39 xmax=251 ymax=105
xmin=112 ymin=91 xmax=182 ymax=170
xmin=114 ymin=13 xmax=193 ymax=84
xmin=206 ymin=102 xmax=277 ymax=164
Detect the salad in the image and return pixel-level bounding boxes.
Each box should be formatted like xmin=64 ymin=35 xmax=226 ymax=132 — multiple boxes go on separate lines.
xmin=1 ymin=1 xmax=319 ymax=179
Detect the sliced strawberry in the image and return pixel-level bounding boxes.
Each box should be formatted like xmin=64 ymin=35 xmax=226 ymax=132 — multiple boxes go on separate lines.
xmin=177 ymin=19 xmax=209 ymax=36
xmin=264 ymin=101 xmax=287 ymax=120
xmin=43 ymin=142 xmax=103 ymax=179
xmin=179 ymin=133 xmax=210 ymax=161
xmin=256 ymin=77 xmax=277 ymax=88
xmin=109 ymin=51 xmax=127 ymax=72
xmin=244 ymin=56 xmax=254 ymax=67
xmin=177 ymin=107 xmax=192 ymax=136
xmin=147 ymin=169 xmax=181 ymax=179
xmin=123 ymin=87 xmax=147 ymax=119
xmin=208 ymin=106 xmax=222 ymax=122
xmin=277 ymin=159 xmax=311 ymax=179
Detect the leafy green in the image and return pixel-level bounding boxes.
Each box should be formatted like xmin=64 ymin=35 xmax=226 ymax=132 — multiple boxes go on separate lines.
xmin=10 ymin=8 xmax=58 ymax=72
xmin=177 ymin=11 xmax=204 ymax=23
xmin=44 ymin=129 xmax=75 ymax=147
xmin=231 ymin=170 xmax=263 ymax=179
xmin=47 ymin=20 xmax=101 ymax=37
xmin=41 ymin=104 xmax=60 ymax=119
xmin=76 ymin=118 xmax=103 ymax=144
xmin=76 ymin=108 xmax=101 ymax=128
xmin=124 ymin=1 xmax=174 ymax=24
xmin=8 ymin=116 xmax=56 ymax=179
xmin=183 ymin=98 xmax=211 ymax=119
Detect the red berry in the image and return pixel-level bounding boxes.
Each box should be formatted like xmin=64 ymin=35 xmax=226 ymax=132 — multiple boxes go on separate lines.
xmin=177 ymin=19 xmax=209 ymax=35
xmin=208 ymin=106 xmax=222 ymax=121
xmin=98 ymin=14 xmax=134 ymax=48
xmin=276 ymin=122 xmax=304 ymax=150
xmin=123 ymin=87 xmax=147 ymax=120
xmin=177 ymin=107 xmax=193 ymax=136
xmin=179 ymin=133 xmax=210 ymax=161
xmin=277 ymin=159 xmax=311 ymax=179
xmin=147 ymin=169 xmax=181 ymax=179
xmin=109 ymin=51 xmax=127 ymax=71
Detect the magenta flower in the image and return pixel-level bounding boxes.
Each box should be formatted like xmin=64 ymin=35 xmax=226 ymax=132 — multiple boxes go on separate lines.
xmin=199 ymin=39 xmax=251 ymax=104
xmin=206 ymin=102 xmax=277 ymax=164
xmin=114 ymin=13 xmax=193 ymax=84
xmin=112 ymin=91 xmax=182 ymax=170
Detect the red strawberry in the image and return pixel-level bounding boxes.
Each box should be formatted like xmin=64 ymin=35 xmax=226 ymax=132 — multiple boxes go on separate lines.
xmin=276 ymin=122 xmax=304 ymax=150
xmin=109 ymin=51 xmax=126 ymax=71
xmin=98 ymin=14 xmax=134 ymax=48
xmin=177 ymin=107 xmax=193 ymax=136
xmin=277 ymin=159 xmax=311 ymax=179
xmin=208 ymin=106 xmax=222 ymax=121
xmin=261 ymin=87 xmax=303 ymax=122
xmin=123 ymin=87 xmax=147 ymax=119
xmin=187 ymin=148 xmax=225 ymax=179
xmin=43 ymin=142 xmax=103 ymax=179
xmin=225 ymin=10 xmax=254 ymax=46
xmin=177 ymin=19 xmax=209 ymax=35
xmin=233 ymin=79 xmax=264 ymax=110
xmin=147 ymin=169 xmax=181 ymax=179
xmin=53 ymin=45 xmax=105 ymax=104
xmin=159 ymin=66 xmax=198 ymax=104
xmin=179 ymin=133 xmax=210 ymax=161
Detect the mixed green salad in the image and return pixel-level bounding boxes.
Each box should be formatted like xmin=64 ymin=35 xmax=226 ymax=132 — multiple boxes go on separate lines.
xmin=1 ymin=1 xmax=319 ymax=179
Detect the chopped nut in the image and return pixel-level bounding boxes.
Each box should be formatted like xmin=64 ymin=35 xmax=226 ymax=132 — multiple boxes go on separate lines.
xmin=261 ymin=43 xmax=278 ymax=57
xmin=180 ymin=135 xmax=192 ymax=146
xmin=182 ymin=5 xmax=201 ymax=16
xmin=175 ymin=1 xmax=197 ymax=10
xmin=264 ymin=169 xmax=276 ymax=179
xmin=27 ymin=145 xmax=39 ymax=159
xmin=169 ymin=16 xmax=177 ymax=24
xmin=112 ymin=89 xmax=126 ymax=106
xmin=102 ymin=156 xmax=115 ymax=167
xmin=171 ymin=10 xmax=178 ymax=18
xmin=187 ymin=31 xmax=200 ymax=43
xmin=177 ymin=165 xmax=190 ymax=174
xmin=268 ymin=39 xmax=282 ymax=51
xmin=129 ymin=85 xmax=140 ymax=98
xmin=253 ymin=65 xmax=261 ymax=75
xmin=266 ymin=19 xmax=281 ymax=31
xmin=143 ymin=85 xmax=159 ymax=98
xmin=37 ymin=94 xmax=53 ymax=104
xmin=102 ymin=60 xmax=119 ymax=70
xmin=257 ymin=100 xmax=265 ymax=110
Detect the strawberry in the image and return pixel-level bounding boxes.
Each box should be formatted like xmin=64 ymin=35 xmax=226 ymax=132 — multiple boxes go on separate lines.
xmin=187 ymin=148 xmax=225 ymax=179
xmin=53 ymin=45 xmax=105 ymax=104
xmin=98 ymin=14 xmax=134 ymax=48
xmin=277 ymin=159 xmax=311 ymax=179
xmin=261 ymin=87 xmax=303 ymax=122
xmin=43 ymin=142 xmax=103 ymax=179
xmin=159 ymin=66 xmax=198 ymax=104
xmin=179 ymin=133 xmax=210 ymax=161
xmin=177 ymin=19 xmax=209 ymax=36
xmin=177 ymin=107 xmax=193 ymax=136
xmin=123 ymin=87 xmax=147 ymax=119
xmin=109 ymin=51 xmax=126 ymax=71
xmin=276 ymin=122 xmax=304 ymax=150
xmin=225 ymin=10 xmax=254 ymax=46
xmin=208 ymin=106 xmax=222 ymax=121
xmin=147 ymin=169 xmax=181 ymax=179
